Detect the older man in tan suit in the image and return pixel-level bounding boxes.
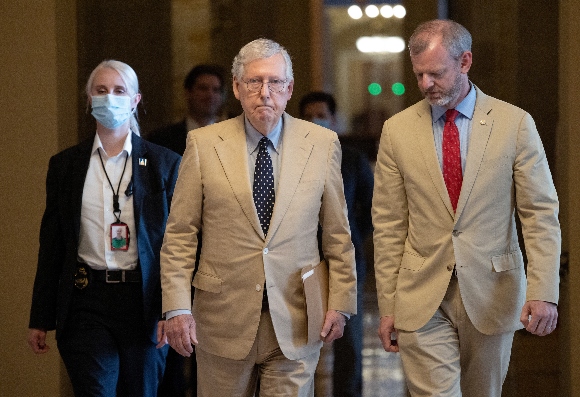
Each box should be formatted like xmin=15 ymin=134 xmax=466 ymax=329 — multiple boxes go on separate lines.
xmin=160 ymin=38 xmax=357 ymax=397
xmin=372 ymin=20 xmax=560 ymax=396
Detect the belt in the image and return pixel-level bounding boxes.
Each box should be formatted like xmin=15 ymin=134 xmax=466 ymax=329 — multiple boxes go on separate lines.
xmin=262 ymin=287 xmax=269 ymax=311
xmin=92 ymin=268 xmax=142 ymax=283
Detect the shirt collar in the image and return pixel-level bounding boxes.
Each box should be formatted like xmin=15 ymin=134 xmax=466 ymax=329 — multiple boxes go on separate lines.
xmin=431 ymin=82 xmax=477 ymax=123
xmin=186 ymin=115 xmax=217 ymax=131
xmin=245 ymin=116 xmax=282 ymax=154
xmin=92 ymin=131 xmax=133 ymax=157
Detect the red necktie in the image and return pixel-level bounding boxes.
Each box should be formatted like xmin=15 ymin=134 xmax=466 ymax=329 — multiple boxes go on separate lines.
xmin=442 ymin=109 xmax=462 ymax=212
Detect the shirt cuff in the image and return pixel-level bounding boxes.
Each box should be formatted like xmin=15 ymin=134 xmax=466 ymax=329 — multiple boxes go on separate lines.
xmin=165 ymin=309 xmax=191 ymax=320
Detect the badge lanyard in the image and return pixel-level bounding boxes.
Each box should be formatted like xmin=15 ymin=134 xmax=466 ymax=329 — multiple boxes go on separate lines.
xmin=98 ymin=149 xmax=131 ymax=251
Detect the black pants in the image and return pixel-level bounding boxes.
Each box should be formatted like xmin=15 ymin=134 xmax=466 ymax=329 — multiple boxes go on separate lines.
xmin=333 ymin=278 xmax=364 ymax=397
xmin=58 ymin=279 xmax=167 ymax=397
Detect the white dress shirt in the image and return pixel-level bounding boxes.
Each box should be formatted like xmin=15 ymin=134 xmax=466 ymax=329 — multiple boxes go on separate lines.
xmin=186 ymin=115 xmax=217 ymax=132
xmin=77 ymin=132 xmax=138 ymax=270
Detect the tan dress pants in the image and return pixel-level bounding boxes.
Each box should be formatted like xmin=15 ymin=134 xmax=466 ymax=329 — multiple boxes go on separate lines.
xmin=196 ymin=310 xmax=320 ymax=397
xmin=314 ymin=341 xmax=334 ymax=396
xmin=397 ymin=275 xmax=515 ymax=397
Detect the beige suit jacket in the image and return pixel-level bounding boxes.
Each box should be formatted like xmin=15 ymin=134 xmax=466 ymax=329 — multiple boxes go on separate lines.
xmin=372 ymin=87 xmax=560 ymax=335
xmin=161 ymin=113 xmax=356 ymax=360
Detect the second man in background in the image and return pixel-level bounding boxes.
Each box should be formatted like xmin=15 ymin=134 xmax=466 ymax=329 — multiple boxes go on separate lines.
xmin=148 ymin=64 xmax=226 ymax=156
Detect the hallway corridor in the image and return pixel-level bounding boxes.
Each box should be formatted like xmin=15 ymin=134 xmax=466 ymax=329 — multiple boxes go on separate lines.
xmin=361 ymin=290 xmax=408 ymax=397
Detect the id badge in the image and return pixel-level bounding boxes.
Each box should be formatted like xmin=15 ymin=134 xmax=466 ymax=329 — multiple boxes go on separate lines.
xmin=111 ymin=222 xmax=130 ymax=251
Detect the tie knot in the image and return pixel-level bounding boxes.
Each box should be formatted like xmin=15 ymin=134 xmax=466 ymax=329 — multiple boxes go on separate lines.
xmin=259 ymin=137 xmax=271 ymax=149
xmin=445 ymin=109 xmax=459 ymax=124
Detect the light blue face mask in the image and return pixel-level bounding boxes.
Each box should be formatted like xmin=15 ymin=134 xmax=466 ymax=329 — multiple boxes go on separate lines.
xmin=91 ymin=94 xmax=134 ymax=129
xmin=311 ymin=117 xmax=332 ymax=130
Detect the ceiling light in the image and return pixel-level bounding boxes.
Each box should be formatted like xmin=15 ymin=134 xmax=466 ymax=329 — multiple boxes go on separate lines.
xmin=348 ymin=5 xmax=363 ymax=19
xmin=365 ymin=5 xmax=380 ymax=18
xmin=356 ymin=36 xmax=406 ymax=53
xmin=380 ymin=5 xmax=393 ymax=18
xmin=393 ymin=5 xmax=406 ymax=18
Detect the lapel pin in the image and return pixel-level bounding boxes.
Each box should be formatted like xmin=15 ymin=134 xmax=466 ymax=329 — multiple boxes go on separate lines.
xmin=480 ymin=120 xmax=486 ymax=125
xmin=139 ymin=158 xmax=147 ymax=166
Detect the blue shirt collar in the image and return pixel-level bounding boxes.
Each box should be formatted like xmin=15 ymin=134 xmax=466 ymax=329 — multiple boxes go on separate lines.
xmin=245 ymin=116 xmax=282 ymax=154
xmin=431 ymin=82 xmax=476 ymax=123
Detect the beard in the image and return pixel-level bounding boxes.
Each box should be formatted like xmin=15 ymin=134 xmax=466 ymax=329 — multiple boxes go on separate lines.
xmin=424 ymin=72 xmax=463 ymax=107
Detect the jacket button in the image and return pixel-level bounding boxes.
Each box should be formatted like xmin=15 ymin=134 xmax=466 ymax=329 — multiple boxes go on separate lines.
xmin=452 ymin=230 xmax=460 ymax=237
xmin=263 ymin=248 xmax=269 ymax=254
xmin=447 ymin=264 xmax=454 ymax=271
xmin=256 ymin=284 xmax=262 ymax=292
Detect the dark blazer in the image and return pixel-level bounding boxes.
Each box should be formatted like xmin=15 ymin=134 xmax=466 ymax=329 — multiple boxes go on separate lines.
xmin=147 ymin=120 xmax=188 ymax=156
xmin=340 ymin=145 xmax=374 ymax=283
xmin=29 ymin=133 xmax=181 ymax=343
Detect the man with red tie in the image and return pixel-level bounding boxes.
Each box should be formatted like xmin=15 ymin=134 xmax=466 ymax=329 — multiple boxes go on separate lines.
xmin=372 ymin=19 xmax=560 ymax=396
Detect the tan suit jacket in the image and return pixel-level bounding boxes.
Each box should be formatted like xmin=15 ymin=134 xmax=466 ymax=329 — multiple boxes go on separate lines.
xmin=161 ymin=113 xmax=356 ymax=360
xmin=372 ymin=86 xmax=560 ymax=335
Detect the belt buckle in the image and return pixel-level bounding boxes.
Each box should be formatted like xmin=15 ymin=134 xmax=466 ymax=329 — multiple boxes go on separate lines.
xmin=105 ymin=270 xmax=123 ymax=283
xmin=74 ymin=265 xmax=89 ymax=289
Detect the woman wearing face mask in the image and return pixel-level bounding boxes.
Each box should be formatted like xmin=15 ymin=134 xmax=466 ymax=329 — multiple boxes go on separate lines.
xmin=27 ymin=60 xmax=181 ymax=396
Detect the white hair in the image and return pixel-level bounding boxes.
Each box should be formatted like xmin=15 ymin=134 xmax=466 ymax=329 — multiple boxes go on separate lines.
xmin=85 ymin=60 xmax=141 ymax=135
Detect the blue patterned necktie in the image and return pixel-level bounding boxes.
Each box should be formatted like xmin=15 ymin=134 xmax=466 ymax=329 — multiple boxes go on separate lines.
xmin=253 ymin=137 xmax=275 ymax=235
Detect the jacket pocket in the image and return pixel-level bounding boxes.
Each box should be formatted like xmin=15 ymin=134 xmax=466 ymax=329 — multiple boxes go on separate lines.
xmin=480 ymin=155 xmax=512 ymax=171
xmin=192 ymin=271 xmax=222 ymax=293
xmin=491 ymin=250 xmax=523 ymax=272
xmin=296 ymin=179 xmax=321 ymax=192
xmin=400 ymin=251 xmax=426 ymax=271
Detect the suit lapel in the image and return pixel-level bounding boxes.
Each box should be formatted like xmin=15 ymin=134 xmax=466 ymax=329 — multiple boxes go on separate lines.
xmin=131 ymin=134 xmax=150 ymax=236
xmin=413 ymin=102 xmax=455 ymax=217
xmin=266 ymin=113 xmax=313 ymax=243
xmin=215 ymin=114 xmax=314 ymax=241
xmin=455 ymin=88 xmax=493 ymax=217
xmin=214 ymin=116 xmax=264 ymax=238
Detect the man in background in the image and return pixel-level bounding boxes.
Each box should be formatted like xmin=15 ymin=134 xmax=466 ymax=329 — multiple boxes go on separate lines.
xmin=299 ymin=91 xmax=374 ymax=397
xmin=148 ymin=64 xmax=226 ymax=156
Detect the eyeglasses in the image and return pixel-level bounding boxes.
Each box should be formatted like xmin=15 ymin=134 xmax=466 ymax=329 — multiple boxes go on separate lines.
xmin=242 ymin=78 xmax=288 ymax=93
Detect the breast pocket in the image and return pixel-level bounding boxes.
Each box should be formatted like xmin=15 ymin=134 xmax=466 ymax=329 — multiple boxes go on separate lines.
xmin=296 ymin=179 xmax=321 ymax=192
xmin=480 ymin=155 xmax=512 ymax=171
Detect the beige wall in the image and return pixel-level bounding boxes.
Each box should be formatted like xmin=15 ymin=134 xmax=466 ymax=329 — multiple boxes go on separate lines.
xmin=170 ymin=0 xmax=213 ymax=122
xmin=559 ymin=1 xmax=580 ymax=395
xmin=0 ymin=0 xmax=76 ymax=395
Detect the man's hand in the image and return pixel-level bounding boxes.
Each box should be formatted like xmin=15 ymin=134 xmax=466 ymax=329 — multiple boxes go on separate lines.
xmin=378 ymin=315 xmax=399 ymax=353
xmin=28 ymin=328 xmax=50 ymax=354
xmin=156 ymin=320 xmax=168 ymax=348
xmin=520 ymin=300 xmax=558 ymax=336
xmin=320 ymin=310 xmax=347 ymax=343
xmin=165 ymin=314 xmax=198 ymax=356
